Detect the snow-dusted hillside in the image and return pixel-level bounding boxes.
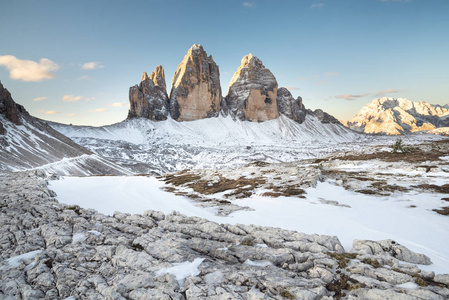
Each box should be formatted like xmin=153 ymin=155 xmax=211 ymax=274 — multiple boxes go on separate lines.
xmin=51 ymin=115 xmax=371 ymax=174
xmin=0 ymin=114 xmax=132 ymax=175
xmin=345 ymin=97 xmax=449 ymax=135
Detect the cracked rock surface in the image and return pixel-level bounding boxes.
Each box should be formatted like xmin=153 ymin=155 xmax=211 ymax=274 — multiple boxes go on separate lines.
xmin=1 ymin=171 xmax=448 ymax=299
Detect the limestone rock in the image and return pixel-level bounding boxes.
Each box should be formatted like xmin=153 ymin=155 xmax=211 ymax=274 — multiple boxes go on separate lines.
xmin=128 ymin=65 xmax=169 ymax=121
xmin=226 ymin=54 xmax=279 ymax=122
xmin=344 ymin=97 xmax=449 ymax=135
xmin=307 ymin=109 xmax=341 ymax=124
xmin=353 ymin=239 xmax=432 ymax=265
xmin=169 ymin=44 xmax=223 ymax=121
xmin=0 ymin=172 xmax=448 ymax=299
xmin=276 ymin=87 xmax=306 ymax=123
xmin=0 ymin=81 xmax=27 ymax=125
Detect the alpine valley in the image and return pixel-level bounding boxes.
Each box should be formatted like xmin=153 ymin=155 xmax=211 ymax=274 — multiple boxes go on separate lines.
xmin=1 ymin=45 xmax=449 ymax=299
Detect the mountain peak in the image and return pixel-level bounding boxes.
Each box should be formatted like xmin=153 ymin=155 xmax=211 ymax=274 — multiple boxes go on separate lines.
xmin=128 ymin=65 xmax=169 ymax=121
xmin=226 ymin=54 xmax=278 ymax=122
xmin=345 ymin=98 xmax=449 ymax=135
xmin=169 ymin=45 xmax=223 ymax=121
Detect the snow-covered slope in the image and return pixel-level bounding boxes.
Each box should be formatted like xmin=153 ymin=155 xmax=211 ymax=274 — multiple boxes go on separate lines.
xmin=0 ymin=82 xmax=130 ymax=175
xmin=345 ymin=97 xmax=449 ymax=135
xmin=51 ymin=115 xmax=371 ymax=174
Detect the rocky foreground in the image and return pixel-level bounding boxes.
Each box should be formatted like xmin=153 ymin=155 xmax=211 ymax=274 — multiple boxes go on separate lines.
xmin=1 ymin=172 xmax=449 ymax=299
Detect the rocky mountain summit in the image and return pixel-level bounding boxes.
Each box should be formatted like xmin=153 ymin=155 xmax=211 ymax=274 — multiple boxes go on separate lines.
xmin=127 ymin=44 xmax=344 ymax=126
xmin=128 ymin=66 xmax=169 ymax=121
xmin=1 ymin=171 xmax=448 ymax=299
xmin=276 ymin=87 xmax=306 ymax=124
xmin=0 ymin=81 xmax=27 ymax=127
xmin=169 ymin=44 xmax=223 ymax=121
xmin=226 ymin=54 xmax=279 ymax=122
xmin=344 ymin=98 xmax=449 ymax=135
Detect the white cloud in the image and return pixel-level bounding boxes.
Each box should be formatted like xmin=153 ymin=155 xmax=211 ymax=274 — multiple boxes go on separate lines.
xmin=311 ymin=3 xmax=325 ymax=8
xmin=85 ymin=97 xmax=95 ymax=102
xmin=44 ymin=110 xmax=60 ymax=115
xmin=88 ymin=108 xmax=107 ymax=113
xmin=110 ymin=102 xmax=127 ymax=107
xmin=33 ymin=96 xmax=48 ymax=102
xmin=81 ymin=62 xmax=104 ymax=70
xmin=63 ymin=95 xmax=83 ymax=102
xmin=375 ymin=89 xmax=401 ymax=97
xmin=243 ymin=1 xmax=254 ymax=7
xmin=325 ymin=72 xmax=339 ymax=77
xmin=67 ymin=113 xmax=78 ymax=117
xmin=0 ymin=55 xmax=58 ymax=82
xmin=335 ymin=93 xmax=371 ymax=101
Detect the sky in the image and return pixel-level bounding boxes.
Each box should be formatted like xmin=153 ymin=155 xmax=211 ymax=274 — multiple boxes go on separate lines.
xmin=1 ymin=0 xmax=448 ymax=126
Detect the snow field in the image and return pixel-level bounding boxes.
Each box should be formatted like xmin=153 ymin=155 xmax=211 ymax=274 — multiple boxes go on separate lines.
xmin=49 ymin=175 xmax=449 ymax=275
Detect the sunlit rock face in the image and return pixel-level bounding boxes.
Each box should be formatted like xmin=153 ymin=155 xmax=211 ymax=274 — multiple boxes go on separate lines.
xmin=345 ymin=97 xmax=449 ymax=135
xmin=226 ymin=54 xmax=279 ymax=122
xmin=169 ymin=44 xmax=223 ymax=121
xmin=276 ymin=87 xmax=306 ymax=123
xmin=128 ymin=65 xmax=169 ymax=121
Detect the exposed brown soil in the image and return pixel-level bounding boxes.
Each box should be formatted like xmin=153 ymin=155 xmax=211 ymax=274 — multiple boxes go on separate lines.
xmin=355 ymin=189 xmax=390 ymax=196
xmin=265 ymin=185 xmax=306 ymax=198
xmin=316 ymin=139 xmax=449 ymax=164
xmin=433 ymin=207 xmax=449 ymax=216
xmin=327 ymin=252 xmax=358 ymax=269
xmin=412 ymin=184 xmax=449 ymax=194
xmin=162 ymin=172 xmax=266 ymax=198
xmin=370 ymin=181 xmax=410 ymax=193
xmin=326 ymin=273 xmax=364 ymax=299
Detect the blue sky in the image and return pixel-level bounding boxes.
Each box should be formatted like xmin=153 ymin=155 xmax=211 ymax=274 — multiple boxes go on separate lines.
xmin=1 ymin=0 xmax=448 ymax=126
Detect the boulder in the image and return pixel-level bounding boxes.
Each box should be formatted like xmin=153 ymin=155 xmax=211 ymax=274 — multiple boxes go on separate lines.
xmin=169 ymin=44 xmax=223 ymax=121
xmin=276 ymin=87 xmax=306 ymax=123
xmin=226 ymin=54 xmax=279 ymax=122
xmin=128 ymin=65 xmax=169 ymax=121
xmin=353 ymin=239 xmax=432 ymax=265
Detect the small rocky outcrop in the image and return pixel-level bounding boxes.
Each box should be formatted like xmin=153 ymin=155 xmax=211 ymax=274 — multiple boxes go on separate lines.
xmin=353 ymin=239 xmax=432 ymax=265
xmin=169 ymin=44 xmax=223 ymax=121
xmin=0 ymin=81 xmax=27 ymax=126
xmin=128 ymin=65 xmax=169 ymax=121
xmin=276 ymin=87 xmax=306 ymax=123
xmin=308 ymin=109 xmax=341 ymax=124
xmin=226 ymin=54 xmax=279 ymax=122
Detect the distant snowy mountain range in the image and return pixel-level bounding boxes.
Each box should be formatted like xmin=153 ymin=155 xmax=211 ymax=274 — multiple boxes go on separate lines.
xmin=343 ymin=97 xmax=449 ymax=135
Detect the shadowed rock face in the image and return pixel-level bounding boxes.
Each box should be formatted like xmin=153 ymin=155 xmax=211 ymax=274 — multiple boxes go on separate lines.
xmin=226 ymin=54 xmax=279 ymax=122
xmin=277 ymin=87 xmax=306 ymax=123
xmin=169 ymin=44 xmax=223 ymax=121
xmin=308 ymin=109 xmax=341 ymax=124
xmin=128 ymin=66 xmax=169 ymax=121
xmin=0 ymin=81 xmax=27 ymax=126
